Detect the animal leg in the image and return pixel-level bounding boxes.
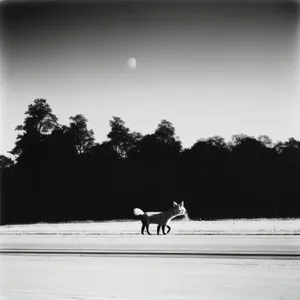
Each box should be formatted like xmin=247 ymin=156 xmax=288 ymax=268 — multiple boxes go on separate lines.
xmin=141 ymin=224 xmax=146 ymax=235
xmin=146 ymin=225 xmax=151 ymax=235
xmin=157 ymin=225 xmax=162 ymax=235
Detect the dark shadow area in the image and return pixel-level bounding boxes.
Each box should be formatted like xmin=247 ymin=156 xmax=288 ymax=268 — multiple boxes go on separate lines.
xmin=1 ymin=99 xmax=300 ymax=225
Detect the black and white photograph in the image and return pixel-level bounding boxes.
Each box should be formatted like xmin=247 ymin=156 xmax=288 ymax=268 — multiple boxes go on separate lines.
xmin=0 ymin=0 xmax=300 ymax=299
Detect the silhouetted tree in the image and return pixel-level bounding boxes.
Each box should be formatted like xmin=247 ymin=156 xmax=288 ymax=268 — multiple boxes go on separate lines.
xmin=4 ymin=99 xmax=61 ymax=223
xmin=274 ymin=138 xmax=300 ymax=156
xmin=18 ymin=98 xmax=58 ymax=134
xmin=11 ymin=98 xmax=58 ymax=157
xmin=207 ymin=135 xmax=225 ymax=146
xmin=2 ymin=98 xmax=300 ymax=224
xmin=107 ymin=116 xmax=142 ymax=158
xmin=258 ymin=135 xmax=273 ymax=148
xmin=68 ymin=114 xmax=95 ymax=154
xmin=0 ymin=155 xmax=15 ymax=225
xmin=228 ymin=134 xmax=279 ymax=218
xmin=154 ymin=119 xmax=182 ymax=152
xmin=0 ymin=155 xmax=14 ymax=169
xmin=179 ymin=136 xmax=230 ymax=219
xmin=128 ymin=120 xmax=182 ymax=212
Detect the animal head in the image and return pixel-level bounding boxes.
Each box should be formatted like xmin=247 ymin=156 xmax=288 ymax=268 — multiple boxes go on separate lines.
xmin=173 ymin=201 xmax=186 ymax=216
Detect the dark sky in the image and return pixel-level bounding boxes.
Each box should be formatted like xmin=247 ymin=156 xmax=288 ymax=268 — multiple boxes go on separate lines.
xmin=1 ymin=0 xmax=299 ymax=155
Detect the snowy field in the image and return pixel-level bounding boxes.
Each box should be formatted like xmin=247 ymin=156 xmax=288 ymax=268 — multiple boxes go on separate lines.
xmin=1 ymin=219 xmax=300 ymax=300
xmin=1 ymin=251 xmax=300 ymax=300
xmin=1 ymin=219 xmax=300 ymax=235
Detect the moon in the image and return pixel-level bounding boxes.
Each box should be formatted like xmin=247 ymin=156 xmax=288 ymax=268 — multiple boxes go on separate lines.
xmin=127 ymin=57 xmax=137 ymax=69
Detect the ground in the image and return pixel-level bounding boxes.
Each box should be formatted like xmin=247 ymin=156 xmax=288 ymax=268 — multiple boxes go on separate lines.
xmin=0 ymin=219 xmax=299 ymax=300
xmin=1 ymin=219 xmax=300 ymax=235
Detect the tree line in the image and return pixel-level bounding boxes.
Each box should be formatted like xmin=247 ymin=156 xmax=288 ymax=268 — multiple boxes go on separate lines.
xmin=1 ymin=98 xmax=300 ymax=225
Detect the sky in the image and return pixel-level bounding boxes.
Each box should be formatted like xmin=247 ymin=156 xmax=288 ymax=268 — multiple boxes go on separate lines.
xmin=1 ymin=0 xmax=300 ymax=156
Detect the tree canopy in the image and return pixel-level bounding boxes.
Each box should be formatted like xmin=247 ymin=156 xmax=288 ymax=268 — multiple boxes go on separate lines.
xmin=68 ymin=114 xmax=95 ymax=154
xmin=11 ymin=98 xmax=58 ymax=158
xmin=1 ymin=98 xmax=300 ymax=224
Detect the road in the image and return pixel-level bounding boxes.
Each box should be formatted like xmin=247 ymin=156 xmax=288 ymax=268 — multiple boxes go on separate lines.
xmin=0 ymin=235 xmax=300 ymax=299
xmin=1 ymin=235 xmax=300 ymax=256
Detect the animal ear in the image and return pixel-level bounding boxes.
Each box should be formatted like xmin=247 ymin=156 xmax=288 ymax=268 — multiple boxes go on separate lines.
xmin=180 ymin=201 xmax=184 ymax=207
xmin=173 ymin=201 xmax=178 ymax=207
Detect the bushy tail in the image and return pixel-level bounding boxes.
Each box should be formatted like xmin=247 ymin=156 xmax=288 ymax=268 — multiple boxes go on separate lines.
xmin=133 ymin=208 xmax=144 ymax=216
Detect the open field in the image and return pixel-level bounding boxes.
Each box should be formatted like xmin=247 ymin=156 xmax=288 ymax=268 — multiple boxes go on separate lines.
xmin=1 ymin=220 xmax=300 ymax=300
xmin=1 ymin=254 xmax=300 ymax=300
xmin=1 ymin=219 xmax=300 ymax=235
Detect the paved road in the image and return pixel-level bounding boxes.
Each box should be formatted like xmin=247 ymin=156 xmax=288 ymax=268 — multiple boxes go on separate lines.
xmin=0 ymin=235 xmax=300 ymax=257
xmin=1 ymin=235 xmax=300 ymax=300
